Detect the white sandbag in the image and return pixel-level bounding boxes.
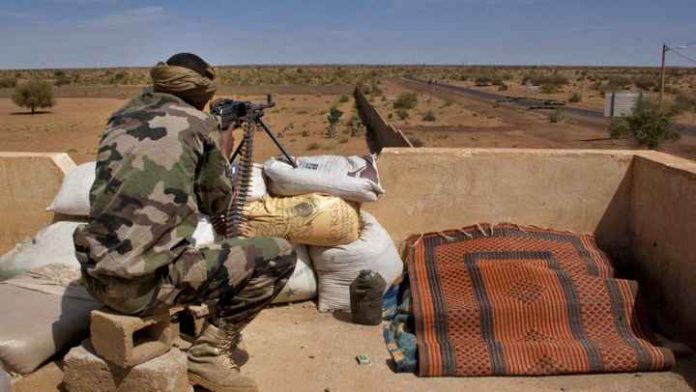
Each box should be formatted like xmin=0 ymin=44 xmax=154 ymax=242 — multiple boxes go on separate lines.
xmin=47 ymin=161 xmax=267 ymax=217
xmin=0 ymin=267 xmax=100 ymax=374
xmin=47 ymin=161 xmax=96 ymax=216
xmin=231 ymin=163 xmax=267 ymax=201
xmin=264 ymin=155 xmax=384 ymax=203
xmin=0 ymin=221 xmax=83 ymax=279
xmin=310 ymin=212 xmax=404 ymax=312
xmin=272 ymin=245 xmax=317 ymax=304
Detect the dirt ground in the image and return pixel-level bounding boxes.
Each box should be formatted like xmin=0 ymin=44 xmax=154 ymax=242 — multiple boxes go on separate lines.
xmin=0 ymin=93 xmax=368 ymax=165
xmin=3 ymin=85 xmax=696 ymax=391
xmin=13 ymin=302 xmax=695 ymax=392
xmin=447 ymin=79 xmax=696 ymax=128
xmin=1 ymin=81 xmax=695 ymax=162
xmin=382 ymin=79 xmax=696 ymax=160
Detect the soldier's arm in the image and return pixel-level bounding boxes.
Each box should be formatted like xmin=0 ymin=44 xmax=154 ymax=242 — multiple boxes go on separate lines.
xmin=194 ymin=134 xmax=234 ymax=217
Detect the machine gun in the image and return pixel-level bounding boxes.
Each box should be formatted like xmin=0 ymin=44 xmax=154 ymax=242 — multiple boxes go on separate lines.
xmin=210 ymin=94 xmax=297 ymax=237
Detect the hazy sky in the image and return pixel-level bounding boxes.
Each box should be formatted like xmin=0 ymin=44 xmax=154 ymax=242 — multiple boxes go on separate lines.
xmin=1 ymin=0 xmax=695 ymax=69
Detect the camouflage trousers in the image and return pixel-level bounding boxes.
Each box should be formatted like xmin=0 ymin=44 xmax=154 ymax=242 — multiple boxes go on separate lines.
xmin=163 ymin=236 xmax=296 ymax=342
xmin=83 ymin=236 xmax=296 ymax=344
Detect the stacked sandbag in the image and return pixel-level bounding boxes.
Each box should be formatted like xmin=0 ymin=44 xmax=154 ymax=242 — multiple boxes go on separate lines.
xmin=242 ymin=193 xmax=361 ymax=246
xmin=272 ymin=245 xmax=317 ymax=304
xmin=0 ymin=221 xmax=85 ymax=279
xmin=0 ymin=265 xmax=101 ymax=374
xmin=310 ymin=212 xmax=403 ymax=312
xmin=47 ymin=160 xmax=269 ymax=217
xmin=47 ymin=161 xmax=96 ymax=216
xmin=264 ymin=155 xmax=384 ymax=203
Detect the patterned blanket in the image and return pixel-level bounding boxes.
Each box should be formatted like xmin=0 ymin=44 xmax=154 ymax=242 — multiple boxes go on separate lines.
xmin=403 ymin=224 xmax=674 ymax=376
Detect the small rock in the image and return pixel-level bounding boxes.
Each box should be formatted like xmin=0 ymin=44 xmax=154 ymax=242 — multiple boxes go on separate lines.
xmin=309 ymin=355 xmax=315 ymax=359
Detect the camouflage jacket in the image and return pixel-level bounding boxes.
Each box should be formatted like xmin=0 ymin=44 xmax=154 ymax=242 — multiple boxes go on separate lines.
xmin=74 ymin=91 xmax=233 ymax=313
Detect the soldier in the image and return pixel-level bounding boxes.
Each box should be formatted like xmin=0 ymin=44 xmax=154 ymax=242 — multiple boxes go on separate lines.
xmin=74 ymin=53 xmax=296 ymax=392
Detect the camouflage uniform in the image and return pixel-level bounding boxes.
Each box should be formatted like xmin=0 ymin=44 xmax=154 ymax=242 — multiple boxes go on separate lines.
xmin=74 ymin=91 xmax=296 ymax=340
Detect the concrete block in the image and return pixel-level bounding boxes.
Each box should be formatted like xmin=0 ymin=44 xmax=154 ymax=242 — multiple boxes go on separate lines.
xmin=176 ymin=304 xmax=210 ymax=340
xmin=62 ymin=341 xmax=191 ymax=392
xmin=90 ymin=308 xmax=175 ymax=368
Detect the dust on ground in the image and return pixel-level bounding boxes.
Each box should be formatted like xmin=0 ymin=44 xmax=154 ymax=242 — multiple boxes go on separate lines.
xmin=14 ymin=302 xmax=695 ymax=392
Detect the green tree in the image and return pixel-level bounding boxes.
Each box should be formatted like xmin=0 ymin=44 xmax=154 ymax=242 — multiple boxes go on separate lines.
xmin=610 ymin=98 xmax=680 ymax=148
xmin=12 ymin=79 xmax=55 ymax=114
xmin=393 ymin=92 xmax=418 ymax=110
xmin=326 ymin=106 xmax=343 ymax=138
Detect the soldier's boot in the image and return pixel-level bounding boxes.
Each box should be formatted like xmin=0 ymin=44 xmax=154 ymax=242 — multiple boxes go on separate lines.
xmin=187 ymin=324 xmax=258 ymax=392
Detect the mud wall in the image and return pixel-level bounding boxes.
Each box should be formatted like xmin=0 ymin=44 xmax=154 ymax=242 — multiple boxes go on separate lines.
xmin=366 ymin=148 xmax=634 ymax=261
xmin=353 ymin=87 xmax=412 ymax=153
xmin=630 ymin=152 xmax=696 ymax=348
xmin=0 ymin=152 xmax=74 ymax=254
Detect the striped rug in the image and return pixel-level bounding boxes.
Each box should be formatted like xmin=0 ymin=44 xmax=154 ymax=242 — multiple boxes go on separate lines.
xmin=405 ymin=224 xmax=674 ymax=376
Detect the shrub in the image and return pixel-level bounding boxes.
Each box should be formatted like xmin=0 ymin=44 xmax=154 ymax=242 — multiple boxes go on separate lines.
xmin=12 ymin=79 xmax=55 ymax=114
xmin=548 ymin=109 xmax=563 ymax=123
xmin=609 ymin=98 xmax=680 ymax=148
xmin=673 ymin=93 xmax=696 ymax=114
xmin=306 ymin=142 xmax=322 ymax=151
xmin=55 ymin=74 xmax=71 ymax=86
xmin=498 ymin=85 xmax=509 ymax=91
xmin=422 ymin=110 xmax=436 ymax=121
xmin=393 ymin=92 xmax=418 ymax=110
xmin=326 ymin=106 xmax=343 ymax=138
xmin=606 ymin=76 xmax=632 ymax=91
xmin=410 ymin=137 xmax=425 ymax=147
xmin=474 ymin=75 xmax=492 ymax=86
xmin=568 ymin=92 xmax=582 ymax=103
xmin=633 ymin=76 xmax=657 ymax=91
xmin=396 ymin=109 xmax=409 ymax=120
xmin=338 ymin=95 xmax=349 ymax=103
xmin=0 ymin=77 xmax=17 ymax=88
xmin=522 ymin=73 xmax=568 ymax=88
xmin=110 ymin=70 xmax=128 ymax=85
xmin=368 ymin=83 xmax=382 ymax=96
xmin=338 ymin=136 xmax=349 ymax=144
xmin=301 ymin=130 xmax=310 ymax=137
xmin=540 ymin=84 xmax=560 ymax=94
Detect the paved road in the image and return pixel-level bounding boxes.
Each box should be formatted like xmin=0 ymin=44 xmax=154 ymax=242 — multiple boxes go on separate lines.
xmin=402 ymin=76 xmax=696 ymax=136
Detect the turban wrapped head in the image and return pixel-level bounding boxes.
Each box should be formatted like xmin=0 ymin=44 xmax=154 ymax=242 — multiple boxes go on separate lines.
xmin=150 ymin=61 xmax=217 ymax=109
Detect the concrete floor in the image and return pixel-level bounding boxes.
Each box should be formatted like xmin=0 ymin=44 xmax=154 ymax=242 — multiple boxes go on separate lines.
xmin=14 ymin=302 xmax=694 ymax=392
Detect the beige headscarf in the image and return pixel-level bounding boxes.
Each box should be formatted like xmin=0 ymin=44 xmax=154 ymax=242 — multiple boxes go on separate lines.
xmin=150 ymin=62 xmax=217 ymax=107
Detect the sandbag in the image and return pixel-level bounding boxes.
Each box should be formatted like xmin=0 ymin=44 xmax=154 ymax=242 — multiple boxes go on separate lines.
xmin=0 ymin=221 xmax=84 ymax=280
xmin=264 ymin=155 xmax=384 ymax=203
xmin=242 ymin=194 xmax=360 ymax=246
xmin=47 ymin=161 xmax=96 ymax=216
xmin=310 ymin=212 xmax=404 ymax=312
xmin=47 ymin=161 xmax=267 ymax=217
xmin=272 ymin=245 xmax=317 ymax=304
xmin=0 ymin=266 xmax=101 ymax=374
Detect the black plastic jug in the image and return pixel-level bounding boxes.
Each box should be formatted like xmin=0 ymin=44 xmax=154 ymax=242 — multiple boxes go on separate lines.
xmin=350 ymin=269 xmax=387 ymax=325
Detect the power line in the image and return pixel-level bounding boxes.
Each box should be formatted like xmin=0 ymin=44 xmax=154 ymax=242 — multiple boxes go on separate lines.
xmin=670 ymin=41 xmax=696 ymax=50
xmin=668 ymin=47 xmax=696 ymax=65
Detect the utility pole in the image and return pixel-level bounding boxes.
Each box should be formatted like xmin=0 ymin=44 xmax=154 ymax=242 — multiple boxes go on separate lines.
xmin=659 ymin=43 xmax=668 ymax=109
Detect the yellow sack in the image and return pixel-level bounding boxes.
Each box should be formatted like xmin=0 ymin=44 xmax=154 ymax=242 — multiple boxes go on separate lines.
xmin=242 ymin=194 xmax=361 ymax=246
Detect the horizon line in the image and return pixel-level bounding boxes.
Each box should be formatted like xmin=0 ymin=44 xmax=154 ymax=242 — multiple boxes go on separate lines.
xmin=2 ymin=63 xmax=693 ymax=72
